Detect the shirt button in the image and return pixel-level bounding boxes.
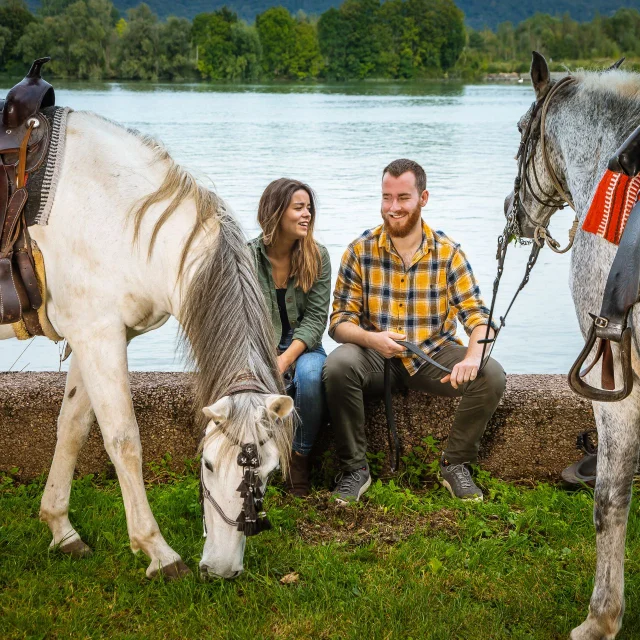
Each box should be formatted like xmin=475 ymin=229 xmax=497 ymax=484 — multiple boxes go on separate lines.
xmin=399 ymin=303 xmax=403 ymax=307
xmin=287 ymin=297 xmax=292 ymax=302
xmin=401 ymin=279 xmax=405 ymax=283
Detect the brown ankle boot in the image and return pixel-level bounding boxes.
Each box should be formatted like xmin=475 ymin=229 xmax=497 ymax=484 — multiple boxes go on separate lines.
xmin=286 ymin=452 xmax=310 ymax=498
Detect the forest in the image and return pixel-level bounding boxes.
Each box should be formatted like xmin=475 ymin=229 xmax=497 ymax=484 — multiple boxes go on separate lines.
xmin=1 ymin=0 xmax=639 ymax=81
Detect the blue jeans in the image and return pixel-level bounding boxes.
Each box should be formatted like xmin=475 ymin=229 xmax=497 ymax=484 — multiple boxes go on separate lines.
xmin=279 ymin=333 xmax=327 ymax=456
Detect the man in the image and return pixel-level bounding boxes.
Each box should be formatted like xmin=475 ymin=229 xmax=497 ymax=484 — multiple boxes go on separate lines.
xmin=323 ymin=158 xmax=506 ymax=504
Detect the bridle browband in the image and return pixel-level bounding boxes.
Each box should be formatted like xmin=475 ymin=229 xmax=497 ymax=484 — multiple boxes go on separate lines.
xmin=198 ymin=374 xmax=277 ymax=538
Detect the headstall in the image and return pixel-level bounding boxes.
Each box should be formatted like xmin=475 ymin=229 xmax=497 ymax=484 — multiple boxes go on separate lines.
xmin=199 ymin=374 xmax=275 ymax=538
xmin=478 ymin=75 xmax=580 ymax=371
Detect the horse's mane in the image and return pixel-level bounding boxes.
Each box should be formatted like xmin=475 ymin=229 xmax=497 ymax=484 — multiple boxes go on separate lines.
xmin=179 ymin=209 xmax=292 ymax=470
xmin=86 ymin=112 xmax=292 ymax=466
xmin=573 ymin=69 xmax=640 ymax=101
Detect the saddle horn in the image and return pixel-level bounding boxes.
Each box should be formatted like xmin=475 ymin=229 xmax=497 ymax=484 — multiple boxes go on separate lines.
xmin=26 ymin=57 xmax=51 ymax=79
xmin=607 ymin=57 xmax=625 ymax=71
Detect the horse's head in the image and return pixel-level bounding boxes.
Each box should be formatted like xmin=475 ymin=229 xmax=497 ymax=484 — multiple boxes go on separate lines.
xmin=198 ymin=392 xmax=293 ymax=580
xmin=505 ymin=52 xmax=575 ymax=240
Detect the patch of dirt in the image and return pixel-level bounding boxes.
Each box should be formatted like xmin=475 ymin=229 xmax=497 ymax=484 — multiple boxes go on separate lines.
xmin=296 ymin=493 xmax=459 ymax=547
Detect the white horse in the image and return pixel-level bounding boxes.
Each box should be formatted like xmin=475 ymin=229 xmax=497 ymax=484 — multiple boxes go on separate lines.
xmin=1 ymin=110 xmax=293 ymax=579
xmin=506 ymin=53 xmax=640 ymax=638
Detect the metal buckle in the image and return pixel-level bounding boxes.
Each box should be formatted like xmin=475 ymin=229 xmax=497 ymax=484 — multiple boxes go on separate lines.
xmin=594 ymin=316 xmax=609 ymax=328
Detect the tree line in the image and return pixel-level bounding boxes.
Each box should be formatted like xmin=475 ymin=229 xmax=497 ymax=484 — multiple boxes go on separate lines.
xmin=1 ymin=0 xmax=639 ymax=82
xmin=0 ymin=0 xmax=464 ymax=80
xmin=457 ymin=9 xmax=640 ymax=78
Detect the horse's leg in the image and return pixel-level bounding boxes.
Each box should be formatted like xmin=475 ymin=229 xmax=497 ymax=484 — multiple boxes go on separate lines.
xmin=40 ymin=356 xmax=95 ymax=557
xmin=71 ymin=327 xmax=189 ymax=579
xmin=571 ymin=399 xmax=640 ymax=640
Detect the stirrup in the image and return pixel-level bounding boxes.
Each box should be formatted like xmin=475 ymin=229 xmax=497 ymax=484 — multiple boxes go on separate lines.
xmin=568 ymin=322 xmax=633 ymax=402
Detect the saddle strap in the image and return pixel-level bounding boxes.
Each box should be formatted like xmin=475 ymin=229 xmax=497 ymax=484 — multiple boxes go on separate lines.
xmin=0 ymin=187 xmax=28 ymax=257
xmin=14 ymin=224 xmax=42 ymax=310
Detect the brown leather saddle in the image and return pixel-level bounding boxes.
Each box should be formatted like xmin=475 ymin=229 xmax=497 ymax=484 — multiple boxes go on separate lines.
xmin=0 ymin=57 xmax=55 ymax=336
xmin=568 ymin=127 xmax=640 ymax=401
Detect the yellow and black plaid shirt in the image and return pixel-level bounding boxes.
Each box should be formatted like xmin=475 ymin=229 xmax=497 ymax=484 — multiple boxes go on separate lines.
xmin=329 ymin=221 xmax=493 ymax=375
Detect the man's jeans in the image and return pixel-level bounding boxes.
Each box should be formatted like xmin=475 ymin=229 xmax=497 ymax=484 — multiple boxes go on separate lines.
xmin=279 ymin=334 xmax=327 ymax=456
xmin=322 ymin=342 xmax=506 ymax=471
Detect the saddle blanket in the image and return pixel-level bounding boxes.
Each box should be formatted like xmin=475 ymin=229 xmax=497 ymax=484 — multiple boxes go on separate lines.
xmin=25 ymin=105 xmax=72 ymax=227
xmin=582 ymin=168 xmax=640 ymax=245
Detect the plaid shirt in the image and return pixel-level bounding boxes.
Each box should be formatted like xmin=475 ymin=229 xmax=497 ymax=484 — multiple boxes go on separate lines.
xmin=329 ymin=220 xmax=493 ymax=375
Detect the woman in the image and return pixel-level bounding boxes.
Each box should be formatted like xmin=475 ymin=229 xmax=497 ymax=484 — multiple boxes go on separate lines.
xmin=249 ymin=178 xmax=331 ymax=497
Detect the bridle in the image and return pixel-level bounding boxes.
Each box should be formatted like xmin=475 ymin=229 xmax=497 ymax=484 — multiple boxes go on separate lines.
xmin=198 ymin=375 xmax=277 ymax=538
xmin=478 ymin=75 xmax=580 ymax=370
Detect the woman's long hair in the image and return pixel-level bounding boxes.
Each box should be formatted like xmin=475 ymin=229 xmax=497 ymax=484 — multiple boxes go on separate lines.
xmin=257 ymin=178 xmax=321 ymax=293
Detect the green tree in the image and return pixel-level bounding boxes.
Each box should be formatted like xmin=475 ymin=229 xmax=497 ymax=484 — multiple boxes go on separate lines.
xmin=255 ymin=6 xmax=297 ymax=77
xmin=158 ymin=16 xmax=193 ymax=80
xmin=15 ymin=0 xmax=116 ymax=79
xmin=291 ymin=18 xmax=324 ymax=79
xmin=115 ymin=3 xmax=160 ymax=80
xmin=193 ymin=8 xmax=238 ymax=80
xmin=0 ymin=0 xmax=35 ymax=69
xmin=317 ymin=7 xmax=350 ymax=79
xmin=39 ymin=0 xmax=78 ymax=16
xmin=229 ymin=21 xmax=262 ymax=81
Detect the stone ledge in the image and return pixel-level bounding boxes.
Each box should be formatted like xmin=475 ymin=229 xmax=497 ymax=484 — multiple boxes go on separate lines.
xmin=0 ymin=372 xmax=594 ymax=481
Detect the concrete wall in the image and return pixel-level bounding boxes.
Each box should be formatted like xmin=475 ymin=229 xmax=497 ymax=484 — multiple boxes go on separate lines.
xmin=0 ymin=372 xmax=595 ymax=482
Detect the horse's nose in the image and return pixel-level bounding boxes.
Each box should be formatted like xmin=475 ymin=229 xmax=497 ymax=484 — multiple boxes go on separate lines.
xmin=199 ymin=564 xmax=243 ymax=580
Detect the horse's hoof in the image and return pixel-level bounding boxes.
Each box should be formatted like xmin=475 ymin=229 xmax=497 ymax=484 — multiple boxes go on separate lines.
xmin=148 ymin=559 xmax=191 ymax=580
xmin=59 ymin=539 xmax=93 ymax=559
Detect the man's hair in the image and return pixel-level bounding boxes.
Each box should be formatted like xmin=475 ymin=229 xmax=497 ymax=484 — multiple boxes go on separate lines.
xmin=382 ymin=159 xmax=427 ymax=194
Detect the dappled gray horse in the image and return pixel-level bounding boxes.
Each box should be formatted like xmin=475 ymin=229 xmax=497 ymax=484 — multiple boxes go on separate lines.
xmin=505 ymin=52 xmax=640 ymax=639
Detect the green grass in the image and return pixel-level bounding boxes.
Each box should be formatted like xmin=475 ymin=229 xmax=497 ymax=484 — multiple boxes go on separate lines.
xmin=2 ymin=468 xmax=640 ymax=639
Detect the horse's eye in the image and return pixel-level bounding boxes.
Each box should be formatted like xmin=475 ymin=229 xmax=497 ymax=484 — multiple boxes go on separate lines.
xmin=204 ymin=460 xmax=214 ymax=473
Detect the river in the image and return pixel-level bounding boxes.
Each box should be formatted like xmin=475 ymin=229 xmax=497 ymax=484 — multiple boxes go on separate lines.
xmin=0 ymin=80 xmax=582 ymax=373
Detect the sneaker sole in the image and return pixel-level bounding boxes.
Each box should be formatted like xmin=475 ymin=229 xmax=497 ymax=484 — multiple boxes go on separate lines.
xmin=334 ymin=475 xmax=372 ymax=506
xmin=440 ymin=478 xmax=483 ymax=502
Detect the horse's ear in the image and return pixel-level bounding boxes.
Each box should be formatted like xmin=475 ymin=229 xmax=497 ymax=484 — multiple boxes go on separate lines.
xmin=531 ymin=51 xmax=550 ymax=100
xmin=607 ymin=57 xmax=625 ymax=71
xmin=265 ymin=394 xmax=294 ymax=419
xmin=203 ymin=396 xmax=232 ymax=422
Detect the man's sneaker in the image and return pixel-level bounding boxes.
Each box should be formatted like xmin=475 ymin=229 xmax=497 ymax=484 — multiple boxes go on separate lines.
xmin=332 ymin=464 xmax=371 ymax=505
xmin=439 ymin=460 xmax=483 ymax=501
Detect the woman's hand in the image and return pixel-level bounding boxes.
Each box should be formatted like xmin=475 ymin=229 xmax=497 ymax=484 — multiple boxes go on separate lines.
xmin=277 ymin=353 xmax=291 ymax=375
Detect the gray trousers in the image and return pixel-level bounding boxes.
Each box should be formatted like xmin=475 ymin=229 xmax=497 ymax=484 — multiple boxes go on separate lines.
xmin=322 ymin=342 xmax=506 ymax=471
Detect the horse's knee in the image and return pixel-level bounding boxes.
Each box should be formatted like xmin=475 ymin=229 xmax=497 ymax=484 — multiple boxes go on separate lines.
xmin=105 ymin=434 xmax=143 ymax=472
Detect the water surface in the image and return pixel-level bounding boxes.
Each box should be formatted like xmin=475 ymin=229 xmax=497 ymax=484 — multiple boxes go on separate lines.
xmin=0 ymin=81 xmax=582 ymax=374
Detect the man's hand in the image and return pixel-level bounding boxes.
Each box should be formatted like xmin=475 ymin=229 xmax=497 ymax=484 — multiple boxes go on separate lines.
xmin=440 ymin=355 xmax=481 ymax=389
xmin=368 ymin=331 xmax=407 ymax=358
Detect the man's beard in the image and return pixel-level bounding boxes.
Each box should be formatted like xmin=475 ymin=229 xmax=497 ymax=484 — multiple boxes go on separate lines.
xmin=381 ymin=205 xmax=422 ymax=238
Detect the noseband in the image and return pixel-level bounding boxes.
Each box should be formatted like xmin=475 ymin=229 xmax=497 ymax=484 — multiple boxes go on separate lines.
xmin=199 ymin=375 xmax=275 ymax=538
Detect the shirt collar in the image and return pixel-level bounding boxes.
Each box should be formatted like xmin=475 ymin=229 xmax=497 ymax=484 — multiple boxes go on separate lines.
xmin=378 ymin=219 xmax=434 ymax=257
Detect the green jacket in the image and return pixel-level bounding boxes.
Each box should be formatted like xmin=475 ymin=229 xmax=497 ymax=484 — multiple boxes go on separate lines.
xmin=248 ymin=236 xmax=331 ymax=351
